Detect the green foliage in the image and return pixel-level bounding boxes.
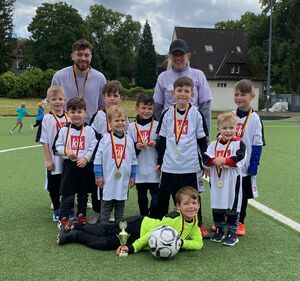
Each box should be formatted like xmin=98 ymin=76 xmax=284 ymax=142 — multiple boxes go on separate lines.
xmin=124 ymin=86 xmax=154 ymax=99
xmin=0 ymin=0 xmax=15 ymax=74
xmin=0 ymin=71 xmax=16 ymax=97
xmin=26 ymin=2 xmax=88 ymax=70
xmin=135 ymin=20 xmax=157 ymax=88
xmin=86 ymin=4 xmax=141 ymax=80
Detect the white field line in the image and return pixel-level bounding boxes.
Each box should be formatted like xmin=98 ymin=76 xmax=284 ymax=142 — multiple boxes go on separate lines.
xmin=0 ymin=144 xmax=41 ymax=153
xmin=203 ymin=176 xmax=300 ymax=233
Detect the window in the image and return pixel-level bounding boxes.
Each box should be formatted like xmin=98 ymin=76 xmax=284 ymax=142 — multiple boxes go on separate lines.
xmin=205 ymin=45 xmax=213 ymax=52
xmin=236 ymin=46 xmax=241 ymax=52
xmin=231 ymin=65 xmax=240 ymax=74
xmin=217 ymin=82 xmax=227 ymax=88
xmin=208 ymin=64 xmax=214 ymax=71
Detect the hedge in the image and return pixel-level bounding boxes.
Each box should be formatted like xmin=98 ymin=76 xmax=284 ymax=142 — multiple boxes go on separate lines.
xmin=0 ymin=69 xmax=153 ymax=99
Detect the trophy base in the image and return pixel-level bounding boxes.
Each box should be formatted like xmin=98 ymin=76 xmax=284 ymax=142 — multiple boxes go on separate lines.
xmin=118 ymin=252 xmax=128 ymax=257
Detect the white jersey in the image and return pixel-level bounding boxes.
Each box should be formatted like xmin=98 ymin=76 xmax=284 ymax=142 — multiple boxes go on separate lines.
xmin=127 ymin=119 xmax=160 ymax=183
xmin=235 ymin=110 xmax=263 ymax=176
xmin=205 ymin=138 xmax=246 ymax=212
xmin=55 ymin=123 xmax=98 ymax=162
xmin=90 ymin=109 xmax=130 ymax=135
xmin=94 ymin=133 xmax=137 ymax=200
xmin=158 ymin=104 xmax=206 ymax=173
xmin=39 ymin=112 xmax=68 ymax=175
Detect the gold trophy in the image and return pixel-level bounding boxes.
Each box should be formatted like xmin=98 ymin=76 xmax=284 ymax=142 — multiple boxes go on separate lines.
xmin=117 ymin=221 xmax=130 ymax=257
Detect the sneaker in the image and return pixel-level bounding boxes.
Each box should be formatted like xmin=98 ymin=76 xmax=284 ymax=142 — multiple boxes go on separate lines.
xmin=53 ymin=210 xmax=60 ymax=222
xmin=76 ymin=213 xmax=88 ymax=223
xmin=9 ymin=130 xmax=13 ymax=135
xmin=57 ymin=217 xmax=69 ymax=229
xmin=87 ymin=200 xmax=93 ymax=209
xmin=88 ymin=211 xmax=100 ymax=224
xmin=237 ymin=222 xmax=246 ymax=236
xmin=68 ymin=209 xmax=76 ymax=220
xmin=109 ymin=212 xmax=115 ymax=222
xmin=200 ymin=224 xmax=210 ymax=239
xmin=211 ymin=228 xmax=225 ymax=243
xmin=222 ymin=233 xmax=239 ymax=246
xmin=211 ymin=223 xmax=217 ymax=232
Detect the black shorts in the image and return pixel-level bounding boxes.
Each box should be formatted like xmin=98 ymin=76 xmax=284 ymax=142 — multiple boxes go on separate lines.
xmin=60 ymin=159 xmax=96 ymax=195
xmin=242 ymin=175 xmax=253 ymax=199
xmin=47 ymin=171 xmax=61 ymax=193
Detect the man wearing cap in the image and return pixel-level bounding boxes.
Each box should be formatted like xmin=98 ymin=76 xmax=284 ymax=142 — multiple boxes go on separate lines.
xmin=153 ymin=39 xmax=212 ymax=134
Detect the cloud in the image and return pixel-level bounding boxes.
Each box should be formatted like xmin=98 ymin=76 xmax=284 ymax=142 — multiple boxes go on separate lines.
xmin=12 ymin=0 xmax=261 ymax=54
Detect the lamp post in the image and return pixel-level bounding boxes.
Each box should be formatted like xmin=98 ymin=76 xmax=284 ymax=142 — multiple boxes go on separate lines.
xmin=266 ymin=0 xmax=273 ymax=111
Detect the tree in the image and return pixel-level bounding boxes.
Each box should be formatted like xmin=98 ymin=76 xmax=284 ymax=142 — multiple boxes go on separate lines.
xmin=135 ymin=20 xmax=157 ymax=88
xmin=86 ymin=4 xmax=141 ymax=81
xmin=0 ymin=0 xmax=15 ymax=74
xmin=25 ymin=2 xmax=88 ymax=70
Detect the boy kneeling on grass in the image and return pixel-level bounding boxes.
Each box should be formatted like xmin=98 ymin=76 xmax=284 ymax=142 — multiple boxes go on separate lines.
xmin=57 ymin=186 xmax=203 ymax=254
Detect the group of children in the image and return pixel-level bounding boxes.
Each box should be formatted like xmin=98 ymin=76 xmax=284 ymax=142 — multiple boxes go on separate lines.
xmin=35 ymin=76 xmax=263 ymax=249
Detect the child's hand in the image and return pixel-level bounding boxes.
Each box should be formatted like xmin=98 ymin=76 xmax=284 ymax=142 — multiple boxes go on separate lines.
xmin=95 ymin=178 xmax=105 ymax=188
xmin=136 ymin=142 xmax=145 ymax=150
xmin=155 ymin=165 xmax=161 ymax=175
xmin=77 ymin=157 xmax=87 ymax=168
xmin=116 ymin=246 xmax=129 ymax=255
xmin=203 ymin=166 xmax=210 ymax=178
xmin=213 ymin=156 xmax=226 ymax=167
xmin=128 ymin=179 xmax=135 ymax=188
xmin=222 ymin=164 xmax=229 ymax=169
xmin=66 ymin=149 xmax=77 ymax=160
xmin=45 ymin=159 xmax=55 ymax=171
xmin=148 ymin=140 xmax=156 ymax=148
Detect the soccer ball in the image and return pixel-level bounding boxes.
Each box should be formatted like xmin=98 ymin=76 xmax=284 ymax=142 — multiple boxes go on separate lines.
xmin=148 ymin=226 xmax=182 ymax=259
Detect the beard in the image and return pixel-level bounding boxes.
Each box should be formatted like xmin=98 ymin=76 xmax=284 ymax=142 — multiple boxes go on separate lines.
xmin=74 ymin=61 xmax=90 ymax=72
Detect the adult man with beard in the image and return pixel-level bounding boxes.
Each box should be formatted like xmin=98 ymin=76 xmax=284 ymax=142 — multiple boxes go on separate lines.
xmin=51 ymin=39 xmax=106 ymax=122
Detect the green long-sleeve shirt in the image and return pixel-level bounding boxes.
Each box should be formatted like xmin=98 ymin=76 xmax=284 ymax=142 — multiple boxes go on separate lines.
xmin=129 ymin=211 xmax=203 ymax=253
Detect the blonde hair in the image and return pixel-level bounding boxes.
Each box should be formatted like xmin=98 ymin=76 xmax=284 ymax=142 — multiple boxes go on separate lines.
xmin=37 ymin=102 xmax=43 ymax=108
xmin=106 ymin=105 xmax=126 ymax=123
xmin=217 ymin=112 xmax=237 ymax=127
xmin=47 ymin=86 xmax=64 ymax=100
xmin=234 ymin=79 xmax=255 ymax=96
xmin=175 ymin=186 xmax=200 ymax=205
xmin=21 ymin=102 xmax=26 ymax=107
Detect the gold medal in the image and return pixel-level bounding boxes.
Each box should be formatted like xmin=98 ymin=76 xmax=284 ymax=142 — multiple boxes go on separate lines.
xmin=217 ymin=179 xmax=223 ymax=188
xmin=115 ymin=171 xmax=122 ymax=179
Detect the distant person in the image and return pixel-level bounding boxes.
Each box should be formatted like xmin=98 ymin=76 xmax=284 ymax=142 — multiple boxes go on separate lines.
xmin=203 ymin=112 xmax=246 ymax=246
xmin=153 ymin=39 xmax=212 ymax=135
xmin=31 ymin=102 xmax=45 ymax=129
xmin=51 ymin=39 xmax=106 ymax=123
xmin=9 ymin=102 xmax=29 ymax=134
xmin=127 ymin=93 xmax=160 ymax=217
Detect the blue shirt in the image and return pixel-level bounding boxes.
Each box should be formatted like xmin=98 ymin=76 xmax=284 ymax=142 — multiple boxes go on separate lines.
xmin=17 ymin=107 xmax=29 ymax=120
xmin=36 ymin=107 xmax=44 ymax=121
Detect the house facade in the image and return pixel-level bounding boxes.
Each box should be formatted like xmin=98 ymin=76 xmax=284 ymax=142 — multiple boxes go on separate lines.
xmin=171 ymin=27 xmax=266 ymax=111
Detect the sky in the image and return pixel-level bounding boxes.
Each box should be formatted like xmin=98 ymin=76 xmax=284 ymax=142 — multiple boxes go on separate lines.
xmin=13 ymin=0 xmax=262 ymax=54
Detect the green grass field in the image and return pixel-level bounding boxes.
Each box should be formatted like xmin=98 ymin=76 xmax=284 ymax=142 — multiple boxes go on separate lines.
xmin=1 ymin=115 xmax=300 ymax=281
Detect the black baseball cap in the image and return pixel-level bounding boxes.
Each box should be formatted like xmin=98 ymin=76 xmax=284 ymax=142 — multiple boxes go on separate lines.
xmin=169 ymin=39 xmax=189 ymax=54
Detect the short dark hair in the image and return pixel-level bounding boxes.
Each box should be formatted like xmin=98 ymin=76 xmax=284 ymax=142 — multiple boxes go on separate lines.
xmin=136 ymin=93 xmax=154 ymax=107
xmin=175 ymin=186 xmax=200 ymax=205
xmin=102 ymin=80 xmax=124 ymax=96
xmin=72 ymin=39 xmax=93 ymax=52
xmin=173 ymin=76 xmax=194 ymax=90
xmin=67 ymin=97 xmax=86 ymax=111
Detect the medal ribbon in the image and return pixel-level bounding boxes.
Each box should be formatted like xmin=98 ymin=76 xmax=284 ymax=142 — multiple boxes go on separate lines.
xmin=214 ymin=139 xmax=232 ymax=178
xmin=179 ymin=212 xmax=196 ymax=239
xmin=135 ymin=119 xmax=153 ymax=144
xmin=52 ymin=111 xmax=69 ymax=129
xmin=174 ymin=105 xmax=189 ymax=145
xmin=72 ymin=65 xmax=90 ymax=98
xmin=236 ymin=108 xmax=252 ymax=138
xmin=110 ymin=131 xmax=126 ymax=169
xmin=64 ymin=123 xmax=84 ymax=157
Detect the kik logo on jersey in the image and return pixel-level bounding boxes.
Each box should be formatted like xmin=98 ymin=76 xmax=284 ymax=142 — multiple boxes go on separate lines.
xmin=137 ymin=130 xmax=150 ymax=143
xmin=174 ymin=120 xmax=189 ymax=134
xmin=56 ymin=122 xmax=66 ymax=131
xmin=112 ymin=144 xmax=126 ymax=159
xmin=70 ymin=136 xmax=85 ymax=150
xmin=236 ymin=123 xmax=244 ymax=137
xmin=216 ymin=149 xmax=231 ymax=157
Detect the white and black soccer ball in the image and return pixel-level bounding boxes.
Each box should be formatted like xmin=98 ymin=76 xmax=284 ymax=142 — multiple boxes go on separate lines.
xmin=148 ymin=225 xmax=182 ymax=259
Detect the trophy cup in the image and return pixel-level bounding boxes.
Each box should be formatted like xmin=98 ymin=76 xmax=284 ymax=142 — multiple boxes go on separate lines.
xmin=117 ymin=221 xmax=130 ymax=257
